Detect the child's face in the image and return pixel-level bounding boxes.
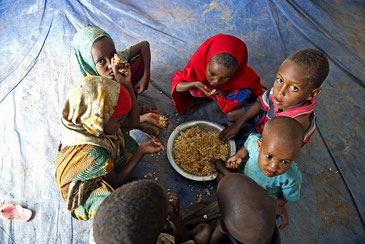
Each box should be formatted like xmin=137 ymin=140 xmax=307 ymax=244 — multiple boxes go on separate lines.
xmin=257 ymin=136 xmax=299 ymax=177
xmin=206 ymin=59 xmax=237 ymax=87
xmin=104 ymin=114 xmax=127 ymax=135
xmin=91 ymin=37 xmax=117 ymax=79
xmin=272 ymin=61 xmax=314 ymax=111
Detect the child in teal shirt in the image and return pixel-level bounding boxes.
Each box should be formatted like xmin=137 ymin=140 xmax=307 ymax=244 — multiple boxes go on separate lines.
xmin=216 ymin=116 xmax=304 ymax=228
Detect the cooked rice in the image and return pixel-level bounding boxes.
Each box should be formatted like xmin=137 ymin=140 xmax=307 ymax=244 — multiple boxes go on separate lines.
xmin=172 ymin=126 xmax=229 ymax=176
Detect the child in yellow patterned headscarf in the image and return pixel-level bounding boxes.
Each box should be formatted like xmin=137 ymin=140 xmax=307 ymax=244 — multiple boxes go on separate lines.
xmin=56 ymin=75 xmax=164 ymax=221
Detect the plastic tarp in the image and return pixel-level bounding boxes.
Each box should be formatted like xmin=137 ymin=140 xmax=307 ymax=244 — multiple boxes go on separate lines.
xmin=0 ymin=0 xmax=364 ymax=243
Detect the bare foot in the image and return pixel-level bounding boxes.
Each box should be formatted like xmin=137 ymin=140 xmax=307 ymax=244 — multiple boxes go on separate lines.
xmin=140 ymin=113 xmax=169 ymax=130
xmin=137 ymin=123 xmax=160 ymax=137
xmin=139 ymin=104 xmax=158 ymax=114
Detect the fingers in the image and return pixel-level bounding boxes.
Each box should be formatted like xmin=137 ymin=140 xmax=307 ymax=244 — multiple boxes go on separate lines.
xmin=219 ymin=129 xmax=230 ymax=141
xmin=226 ymin=158 xmax=241 ymax=168
xmin=151 ymin=138 xmax=165 ymax=150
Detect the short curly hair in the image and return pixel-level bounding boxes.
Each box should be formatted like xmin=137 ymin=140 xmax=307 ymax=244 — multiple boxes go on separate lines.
xmin=93 ymin=180 xmax=168 ymax=244
xmin=211 ymin=53 xmax=238 ymax=69
xmin=285 ymin=48 xmax=329 ymax=89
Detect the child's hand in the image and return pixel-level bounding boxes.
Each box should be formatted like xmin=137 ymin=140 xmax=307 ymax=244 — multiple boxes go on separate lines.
xmin=112 ymin=61 xmax=132 ymax=88
xmin=214 ymin=89 xmax=231 ymax=98
xmin=167 ymin=193 xmax=180 ymax=221
xmin=193 ymin=82 xmax=214 ymax=97
xmin=134 ymin=74 xmax=150 ymax=94
xmin=226 ymin=155 xmax=242 ymax=168
xmin=140 ymin=138 xmax=164 ymax=155
xmin=275 ymin=197 xmax=288 ymax=229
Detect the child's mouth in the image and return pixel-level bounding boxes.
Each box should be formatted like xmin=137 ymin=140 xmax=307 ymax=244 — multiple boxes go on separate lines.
xmin=265 ymin=170 xmax=276 ymax=177
xmin=274 ymin=97 xmax=283 ymax=106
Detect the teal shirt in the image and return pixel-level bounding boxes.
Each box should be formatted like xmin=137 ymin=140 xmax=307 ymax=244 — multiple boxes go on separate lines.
xmin=240 ymin=133 xmax=302 ymax=201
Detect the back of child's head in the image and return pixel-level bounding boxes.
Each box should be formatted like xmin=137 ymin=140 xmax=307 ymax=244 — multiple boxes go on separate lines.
xmin=262 ymin=116 xmax=305 ymax=151
xmin=285 ymin=48 xmax=329 ymax=89
xmin=93 ymin=180 xmax=168 ymax=244
xmin=217 ymin=173 xmax=276 ymax=243
xmin=211 ymin=53 xmax=238 ymax=69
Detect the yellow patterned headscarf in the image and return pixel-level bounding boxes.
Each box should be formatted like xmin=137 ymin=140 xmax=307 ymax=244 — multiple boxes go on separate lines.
xmin=60 ymin=76 xmax=125 ymax=159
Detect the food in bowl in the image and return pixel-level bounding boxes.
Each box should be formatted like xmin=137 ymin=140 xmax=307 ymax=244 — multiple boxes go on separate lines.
xmin=172 ymin=126 xmax=229 ymax=176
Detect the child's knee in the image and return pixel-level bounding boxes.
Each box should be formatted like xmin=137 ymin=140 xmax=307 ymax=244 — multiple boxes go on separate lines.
xmin=226 ymin=110 xmax=236 ymax=123
xmin=226 ymin=109 xmax=242 ymax=123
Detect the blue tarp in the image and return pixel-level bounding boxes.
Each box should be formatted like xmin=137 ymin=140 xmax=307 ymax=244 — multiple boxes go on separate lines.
xmin=0 ymin=0 xmax=364 ymax=243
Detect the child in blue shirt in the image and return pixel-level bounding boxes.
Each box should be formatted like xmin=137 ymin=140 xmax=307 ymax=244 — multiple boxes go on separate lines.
xmin=215 ymin=116 xmax=304 ymax=229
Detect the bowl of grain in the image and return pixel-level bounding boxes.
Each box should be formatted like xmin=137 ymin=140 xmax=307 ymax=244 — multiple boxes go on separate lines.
xmin=167 ymin=120 xmax=236 ymax=181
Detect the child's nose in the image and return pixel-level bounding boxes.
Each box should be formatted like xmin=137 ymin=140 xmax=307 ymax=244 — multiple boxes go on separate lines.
xmin=278 ymin=85 xmax=286 ymax=96
xmin=107 ymin=59 xmax=112 ymax=69
xmin=210 ymin=79 xmax=218 ymax=86
xmin=269 ymin=161 xmax=279 ymax=170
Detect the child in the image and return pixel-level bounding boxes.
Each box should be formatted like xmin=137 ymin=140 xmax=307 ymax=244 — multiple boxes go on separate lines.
xmin=219 ymin=48 xmax=329 ymax=144
xmin=55 ymin=70 xmax=164 ymax=221
xmin=171 ymin=34 xmax=262 ymax=115
xmin=216 ymin=116 xmax=304 ymax=229
xmin=210 ymin=173 xmax=279 ymax=244
xmin=73 ymin=24 xmax=168 ymax=136
xmin=92 ymin=180 xmax=211 ymax=244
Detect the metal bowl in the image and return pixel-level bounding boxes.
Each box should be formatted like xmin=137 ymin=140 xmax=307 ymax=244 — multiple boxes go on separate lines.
xmin=167 ymin=120 xmax=236 ymax=181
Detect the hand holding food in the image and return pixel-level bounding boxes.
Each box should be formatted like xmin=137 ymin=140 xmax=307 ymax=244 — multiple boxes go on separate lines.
xmin=226 ymin=155 xmax=242 ymax=168
xmin=111 ymin=53 xmax=129 ymax=76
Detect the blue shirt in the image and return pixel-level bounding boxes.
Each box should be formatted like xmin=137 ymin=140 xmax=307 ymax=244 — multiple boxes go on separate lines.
xmin=240 ymin=133 xmax=302 ymax=201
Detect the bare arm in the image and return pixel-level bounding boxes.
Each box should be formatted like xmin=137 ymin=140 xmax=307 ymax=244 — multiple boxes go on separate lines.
xmin=226 ymin=146 xmax=248 ymax=169
xmin=102 ymin=139 xmax=164 ymax=188
xmin=102 ymin=147 xmax=144 ymax=188
xmin=176 ymin=81 xmax=214 ymax=97
xmin=130 ymin=41 xmax=151 ymax=94
xmin=293 ymin=114 xmax=311 ymax=133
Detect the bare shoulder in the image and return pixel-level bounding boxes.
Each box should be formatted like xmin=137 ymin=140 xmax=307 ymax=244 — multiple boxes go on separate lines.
xmin=294 ymin=114 xmax=311 ymax=132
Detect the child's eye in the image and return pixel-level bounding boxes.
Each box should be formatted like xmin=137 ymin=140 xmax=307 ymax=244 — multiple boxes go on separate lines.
xmin=281 ymin=160 xmax=290 ymax=164
xmin=97 ymin=59 xmax=105 ymax=65
xmin=289 ymin=86 xmax=298 ymax=92
xmin=276 ymin=78 xmax=283 ymax=83
xmin=265 ymin=155 xmax=272 ymax=159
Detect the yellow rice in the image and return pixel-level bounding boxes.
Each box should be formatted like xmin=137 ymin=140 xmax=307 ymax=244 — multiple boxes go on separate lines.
xmin=172 ymin=126 xmax=229 ymax=176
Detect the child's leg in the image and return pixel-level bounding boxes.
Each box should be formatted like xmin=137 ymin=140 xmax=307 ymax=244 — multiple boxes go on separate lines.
xmin=225 ymin=107 xmax=245 ymax=125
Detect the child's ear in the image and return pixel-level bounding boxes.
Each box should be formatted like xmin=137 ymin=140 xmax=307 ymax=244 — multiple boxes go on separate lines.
xmin=218 ymin=220 xmax=228 ymax=234
xmin=306 ymin=87 xmax=322 ymax=100
xmin=257 ymin=138 xmax=262 ymax=151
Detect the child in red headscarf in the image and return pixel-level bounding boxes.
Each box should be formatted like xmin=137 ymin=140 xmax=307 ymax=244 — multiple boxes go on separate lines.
xmin=171 ymin=34 xmax=263 ymax=115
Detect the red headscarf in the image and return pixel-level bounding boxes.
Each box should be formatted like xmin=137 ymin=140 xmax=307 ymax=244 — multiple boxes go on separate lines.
xmin=112 ymin=85 xmax=132 ymax=117
xmin=171 ymin=34 xmax=262 ymax=114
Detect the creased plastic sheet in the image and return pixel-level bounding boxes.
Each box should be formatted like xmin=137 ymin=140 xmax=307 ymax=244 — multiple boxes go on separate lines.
xmin=0 ymin=0 xmax=364 ymax=243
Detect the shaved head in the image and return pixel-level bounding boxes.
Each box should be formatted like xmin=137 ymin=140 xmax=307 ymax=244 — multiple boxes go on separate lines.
xmin=217 ymin=173 xmax=276 ymax=243
xmin=263 ymin=116 xmax=305 ymax=151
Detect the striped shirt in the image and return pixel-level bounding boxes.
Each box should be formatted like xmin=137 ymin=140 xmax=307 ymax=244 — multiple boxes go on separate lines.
xmin=256 ymin=88 xmax=316 ymax=144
